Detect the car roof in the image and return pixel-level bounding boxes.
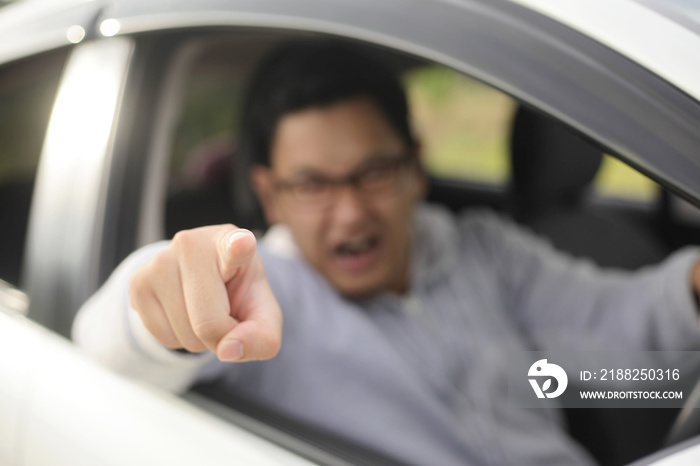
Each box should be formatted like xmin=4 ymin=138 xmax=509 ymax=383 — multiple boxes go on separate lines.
xmin=0 ymin=0 xmax=106 ymax=63
xmin=2 ymin=0 xmax=700 ymax=103
xmin=509 ymin=0 xmax=700 ymax=104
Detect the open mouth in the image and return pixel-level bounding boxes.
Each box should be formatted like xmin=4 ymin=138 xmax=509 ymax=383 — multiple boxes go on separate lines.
xmin=336 ymin=236 xmax=379 ymax=256
xmin=332 ymin=235 xmax=381 ymax=272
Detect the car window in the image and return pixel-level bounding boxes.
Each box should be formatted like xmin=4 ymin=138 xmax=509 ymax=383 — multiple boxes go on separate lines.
xmin=121 ymin=29 xmax=700 ymax=466
xmin=163 ymin=36 xmax=288 ymax=237
xmin=163 ymin=47 xmax=521 ymax=239
xmin=404 ymin=64 xmax=515 ymax=186
xmin=404 ymin=64 xmax=661 ymax=205
xmin=0 ymin=48 xmax=68 ymax=287
xmin=162 ymin=39 xmax=665 ymax=232
xmin=169 ymin=45 xmax=246 ymax=190
xmin=594 ymin=154 xmax=659 ymax=203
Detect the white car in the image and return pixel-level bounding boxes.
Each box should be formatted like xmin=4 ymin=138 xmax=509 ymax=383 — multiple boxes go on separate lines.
xmin=1 ymin=0 xmax=700 ymax=464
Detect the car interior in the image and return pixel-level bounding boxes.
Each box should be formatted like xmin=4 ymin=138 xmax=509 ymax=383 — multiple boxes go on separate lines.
xmin=3 ymin=29 xmax=700 ymax=466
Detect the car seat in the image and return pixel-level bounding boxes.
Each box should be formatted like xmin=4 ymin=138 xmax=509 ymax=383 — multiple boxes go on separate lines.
xmin=509 ymin=106 xmax=666 ymax=269
xmin=508 ymin=106 xmax=673 ymax=466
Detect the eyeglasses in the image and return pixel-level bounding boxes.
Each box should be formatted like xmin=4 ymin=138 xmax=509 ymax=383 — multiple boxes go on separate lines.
xmin=274 ymin=153 xmax=415 ymax=209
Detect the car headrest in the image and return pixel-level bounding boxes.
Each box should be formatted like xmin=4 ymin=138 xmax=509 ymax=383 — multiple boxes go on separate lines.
xmin=510 ymin=106 xmax=603 ymax=210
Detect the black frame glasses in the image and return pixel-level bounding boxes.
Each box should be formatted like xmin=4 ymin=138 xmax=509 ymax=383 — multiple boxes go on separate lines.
xmin=274 ymin=152 xmax=415 ymax=208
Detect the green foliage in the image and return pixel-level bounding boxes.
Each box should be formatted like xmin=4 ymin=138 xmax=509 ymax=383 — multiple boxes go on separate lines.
xmin=170 ymin=74 xmax=243 ymax=171
xmin=404 ymin=64 xmax=656 ymax=201
xmin=404 ymin=65 xmax=514 ymax=184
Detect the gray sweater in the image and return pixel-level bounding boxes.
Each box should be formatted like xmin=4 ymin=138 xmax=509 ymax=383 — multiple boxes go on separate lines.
xmin=73 ymin=204 xmax=700 ymax=466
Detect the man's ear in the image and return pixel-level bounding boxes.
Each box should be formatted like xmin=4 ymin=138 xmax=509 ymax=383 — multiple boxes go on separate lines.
xmin=249 ymin=165 xmax=281 ymax=225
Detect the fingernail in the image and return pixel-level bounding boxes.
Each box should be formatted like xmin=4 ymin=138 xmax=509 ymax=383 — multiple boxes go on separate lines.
xmin=228 ymin=230 xmax=251 ymax=246
xmin=220 ymin=339 xmax=244 ymax=361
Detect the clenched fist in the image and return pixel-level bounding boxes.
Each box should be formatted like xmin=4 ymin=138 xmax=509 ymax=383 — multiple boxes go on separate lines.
xmin=129 ymin=225 xmax=282 ymax=362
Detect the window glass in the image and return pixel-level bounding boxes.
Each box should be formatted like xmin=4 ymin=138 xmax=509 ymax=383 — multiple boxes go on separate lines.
xmin=593 ymin=154 xmax=659 ymax=203
xmin=169 ymin=46 xmax=245 ymax=190
xmin=158 ymin=36 xmax=681 ymax=465
xmin=404 ymin=65 xmax=516 ymax=185
xmin=406 ymin=64 xmax=659 ymax=205
xmin=166 ymin=43 xmax=661 ymax=244
xmin=165 ymin=38 xmax=277 ymax=237
xmin=0 ymin=49 xmax=67 ymax=286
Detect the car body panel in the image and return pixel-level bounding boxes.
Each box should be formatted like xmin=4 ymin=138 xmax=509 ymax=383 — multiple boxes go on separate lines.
xmin=0 ymin=305 xmax=317 ymax=466
xmin=0 ymin=0 xmax=105 ymax=64
xmin=23 ymin=37 xmax=134 ymax=333
xmin=72 ymin=0 xmax=700 ymax=200
xmin=510 ymin=0 xmax=700 ymax=102
xmin=631 ymin=436 xmax=700 ymax=466
xmin=0 ymin=310 xmax=41 ymax=464
xmin=106 ymin=0 xmax=700 ymax=104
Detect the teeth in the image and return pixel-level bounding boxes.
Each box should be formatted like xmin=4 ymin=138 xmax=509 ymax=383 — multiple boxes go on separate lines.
xmin=338 ymin=237 xmax=374 ymax=255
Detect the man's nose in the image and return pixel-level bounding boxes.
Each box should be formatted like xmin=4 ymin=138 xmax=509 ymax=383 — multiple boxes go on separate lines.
xmin=330 ymin=183 xmax=368 ymax=225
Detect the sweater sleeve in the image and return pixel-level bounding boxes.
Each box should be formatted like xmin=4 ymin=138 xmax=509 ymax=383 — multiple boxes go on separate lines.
xmin=71 ymin=241 xmax=219 ymax=393
xmin=462 ymin=211 xmax=700 ymax=351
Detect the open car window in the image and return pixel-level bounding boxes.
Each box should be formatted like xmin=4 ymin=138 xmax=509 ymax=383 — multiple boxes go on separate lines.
xmin=146 ymin=30 xmax=700 ymax=466
xmin=404 ymin=64 xmax=515 ymax=187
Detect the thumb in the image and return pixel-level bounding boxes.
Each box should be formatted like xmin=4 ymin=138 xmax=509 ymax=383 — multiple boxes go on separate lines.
xmin=217 ymin=228 xmax=257 ymax=282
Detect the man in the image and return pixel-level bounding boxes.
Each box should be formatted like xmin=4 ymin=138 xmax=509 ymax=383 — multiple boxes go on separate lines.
xmin=74 ymin=41 xmax=700 ymax=465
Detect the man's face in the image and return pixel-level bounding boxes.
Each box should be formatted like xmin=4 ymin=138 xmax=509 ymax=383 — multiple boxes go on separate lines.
xmin=252 ymin=96 xmax=426 ymax=298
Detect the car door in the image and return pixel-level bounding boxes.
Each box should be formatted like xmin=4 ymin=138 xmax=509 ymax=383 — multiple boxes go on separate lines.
xmin=0 ymin=299 xmax=322 ymax=466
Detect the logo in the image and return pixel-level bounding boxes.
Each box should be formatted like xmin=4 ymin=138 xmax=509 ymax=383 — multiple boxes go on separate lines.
xmin=528 ymin=359 xmax=568 ymax=399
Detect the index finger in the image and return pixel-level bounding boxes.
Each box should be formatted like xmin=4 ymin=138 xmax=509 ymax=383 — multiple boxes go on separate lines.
xmin=217 ymin=269 xmax=283 ymax=361
xmin=176 ymin=227 xmax=254 ymax=352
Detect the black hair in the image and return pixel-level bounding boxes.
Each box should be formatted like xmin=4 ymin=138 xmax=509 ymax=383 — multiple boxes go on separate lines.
xmin=239 ymin=39 xmax=415 ymax=168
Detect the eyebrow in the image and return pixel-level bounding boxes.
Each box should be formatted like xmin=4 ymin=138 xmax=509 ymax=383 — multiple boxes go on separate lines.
xmin=288 ymin=152 xmax=403 ymax=179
